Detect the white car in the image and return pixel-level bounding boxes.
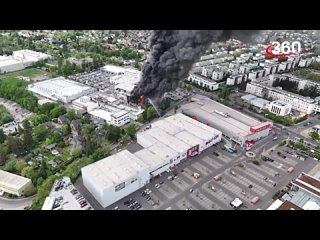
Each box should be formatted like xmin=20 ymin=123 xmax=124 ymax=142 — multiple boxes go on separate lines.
xmin=145 ymin=189 xmax=152 ymax=194
xmin=155 ymin=184 xmax=160 ymax=189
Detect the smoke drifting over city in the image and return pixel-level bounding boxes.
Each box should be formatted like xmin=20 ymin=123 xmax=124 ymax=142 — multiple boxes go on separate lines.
xmin=131 ymin=30 xmax=260 ymax=105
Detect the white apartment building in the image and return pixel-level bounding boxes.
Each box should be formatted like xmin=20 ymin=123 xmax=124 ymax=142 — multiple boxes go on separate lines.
xmin=212 ymin=71 xmax=224 ymax=81
xmin=298 ymin=57 xmax=315 ymax=67
xmin=248 ymin=69 xmax=266 ymax=81
xmin=226 ymin=74 xmax=248 ymax=86
xmin=246 ymin=82 xmax=316 ymax=114
xmin=188 ymin=74 xmax=219 ymax=91
xmin=266 ymin=100 xmax=292 ymax=116
xmin=239 ymin=65 xmax=250 ymax=74
xmin=89 ymin=108 xmax=130 ymax=127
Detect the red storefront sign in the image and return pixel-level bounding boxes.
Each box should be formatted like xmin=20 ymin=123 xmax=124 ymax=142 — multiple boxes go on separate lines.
xmin=250 ymin=123 xmax=271 ymax=133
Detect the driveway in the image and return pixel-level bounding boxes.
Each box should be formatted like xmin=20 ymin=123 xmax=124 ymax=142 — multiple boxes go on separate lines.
xmin=0 ymin=195 xmax=35 ymax=210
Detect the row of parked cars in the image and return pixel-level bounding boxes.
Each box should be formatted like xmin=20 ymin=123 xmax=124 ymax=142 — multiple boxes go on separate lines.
xmin=124 ymin=198 xmax=142 ymax=210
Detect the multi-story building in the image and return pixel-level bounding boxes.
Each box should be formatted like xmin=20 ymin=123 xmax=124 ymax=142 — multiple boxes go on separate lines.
xmin=72 ymin=96 xmax=99 ymax=115
xmin=226 ymin=74 xmax=248 ymax=85
xmin=88 ymin=108 xmax=130 ymax=127
xmin=187 ymin=74 xmax=219 ymax=91
xmin=212 ymin=71 xmax=225 ymax=81
xmin=266 ymin=100 xmax=292 ymax=116
xmin=246 ymin=82 xmax=316 ymax=114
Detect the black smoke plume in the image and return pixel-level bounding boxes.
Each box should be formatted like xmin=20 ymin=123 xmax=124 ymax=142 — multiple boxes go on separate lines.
xmin=130 ymin=30 xmax=260 ymax=105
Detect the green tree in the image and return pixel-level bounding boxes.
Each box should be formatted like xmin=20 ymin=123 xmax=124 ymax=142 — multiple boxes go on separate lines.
xmin=82 ymin=124 xmax=97 ymax=156
xmin=33 ymin=124 xmax=49 ymax=142
xmin=71 ymin=148 xmax=83 ymax=159
xmin=7 ymin=136 xmax=24 ymax=156
xmin=50 ymin=106 xmax=67 ymax=119
xmin=0 ymin=144 xmax=8 ymax=166
xmin=15 ymin=160 xmax=27 ymax=173
xmin=309 ymin=131 xmax=320 ymax=141
xmin=107 ymin=125 xmax=122 ymax=142
xmin=125 ymin=124 xmax=138 ymax=139
xmin=146 ymin=106 xmax=157 ymax=121
xmin=159 ymin=98 xmax=171 ymax=111
xmin=3 ymin=159 xmax=16 ymax=173
xmin=91 ymin=147 xmax=110 ymax=161
xmin=61 ymin=123 xmax=71 ymax=136
xmin=22 ymin=119 xmax=33 ymax=150
xmin=0 ymin=129 xmax=6 ymax=144
xmin=39 ymin=160 xmax=48 ymax=179
xmin=66 ymin=109 xmax=76 ymax=121
xmin=81 ymin=114 xmax=91 ymax=124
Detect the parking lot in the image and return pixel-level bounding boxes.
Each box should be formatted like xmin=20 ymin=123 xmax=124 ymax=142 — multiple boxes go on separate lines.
xmin=47 ymin=177 xmax=93 ymax=210
xmin=68 ymin=70 xmax=114 ymax=91
xmin=100 ymin=141 xmax=316 ymax=210
xmin=0 ymin=98 xmax=33 ymax=134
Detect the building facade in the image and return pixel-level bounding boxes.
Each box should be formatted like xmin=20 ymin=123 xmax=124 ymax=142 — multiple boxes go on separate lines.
xmin=266 ymin=100 xmax=292 ymax=116
xmin=188 ymin=74 xmax=219 ymax=91
xmin=246 ymin=82 xmax=316 ymax=114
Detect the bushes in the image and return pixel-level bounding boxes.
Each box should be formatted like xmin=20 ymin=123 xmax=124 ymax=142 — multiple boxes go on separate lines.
xmin=0 ymin=105 xmax=14 ymax=126
xmin=0 ymin=78 xmax=38 ymax=112
xmin=31 ymin=175 xmax=59 ymax=210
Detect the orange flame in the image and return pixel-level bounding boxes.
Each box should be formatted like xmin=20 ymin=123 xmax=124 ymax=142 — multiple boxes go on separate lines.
xmin=137 ymin=94 xmax=144 ymax=105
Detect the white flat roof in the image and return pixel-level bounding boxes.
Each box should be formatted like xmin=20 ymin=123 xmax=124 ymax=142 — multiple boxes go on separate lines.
xmin=112 ymin=110 xmax=129 ymax=118
xmin=137 ymin=131 xmax=158 ymax=148
xmin=267 ymin=199 xmax=284 ymax=210
xmin=134 ymin=148 xmax=167 ymax=169
xmin=102 ymin=65 xmax=125 ymax=74
xmin=28 ymin=77 xmax=94 ymax=97
xmin=145 ymin=127 xmax=191 ymax=153
xmin=115 ymin=83 xmax=135 ymax=92
xmin=147 ymin=142 xmax=177 ymax=160
xmin=151 ymin=119 xmax=184 ymax=135
xmin=88 ymin=108 xmax=112 ymax=121
xmin=175 ymin=130 xmax=203 ymax=147
xmin=165 ymin=114 xmax=216 ymax=140
xmin=72 ymin=97 xmax=97 ymax=107
xmin=0 ymin=57 xmax=23 ymax=67
xmin=0 ymin=170 xmax=31 ymax=190
xmin=81 ymin=150 xmax=149 ymax=190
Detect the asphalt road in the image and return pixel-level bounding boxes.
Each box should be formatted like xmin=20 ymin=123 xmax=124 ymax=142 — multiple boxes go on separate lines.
xmin=0 ymin=195 xmax=34 ymax=210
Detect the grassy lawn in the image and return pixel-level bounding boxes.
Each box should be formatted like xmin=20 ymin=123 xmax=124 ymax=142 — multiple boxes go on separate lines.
xmin=0 ymin=68 xmax=48 ymax=78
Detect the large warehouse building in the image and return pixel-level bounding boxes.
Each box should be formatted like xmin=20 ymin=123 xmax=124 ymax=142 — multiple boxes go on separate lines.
xmin=0 ymin=170 xmax=33 ymax=197
xmin=28 ymin=77 xmax=97 ymax=103
xmin=180 ymin=95 xmax=272 ymax=147
xmin=81 ymin=150 xmax=151 ymax=208
xmin=82 ymin=113 xmax=222 ymax=208
xmin=0 ymin=49 xmax=51 ymax=74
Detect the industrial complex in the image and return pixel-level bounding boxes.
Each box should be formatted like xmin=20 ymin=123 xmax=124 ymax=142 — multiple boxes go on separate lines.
xmin=180 ymin=95 xmax=273 ymax=146
xmin=0 ymin=49 xmax=51 ymax=73
xmin=28 ymin=77 xmax=97 ymax=103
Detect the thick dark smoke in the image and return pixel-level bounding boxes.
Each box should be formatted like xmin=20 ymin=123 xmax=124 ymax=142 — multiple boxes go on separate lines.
xmin=130 ymin=30 xmax=260 ymax=105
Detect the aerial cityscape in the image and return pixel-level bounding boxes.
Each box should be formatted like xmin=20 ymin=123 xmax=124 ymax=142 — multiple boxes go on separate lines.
xmin=0 ymin=30 xmax=320 ymax=210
